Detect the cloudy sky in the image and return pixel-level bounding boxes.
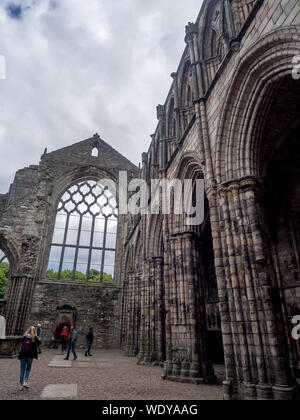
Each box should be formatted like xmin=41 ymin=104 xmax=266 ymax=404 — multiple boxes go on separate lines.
xmin=0 ymin=0 xmax=202 ymax=193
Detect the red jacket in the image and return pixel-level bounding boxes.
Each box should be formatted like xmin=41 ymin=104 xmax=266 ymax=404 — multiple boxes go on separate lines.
xmin=60 ymin=330 xmax=69 ymax=341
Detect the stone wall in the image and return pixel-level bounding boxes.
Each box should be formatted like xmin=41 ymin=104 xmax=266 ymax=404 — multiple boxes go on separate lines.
xmin=121 ymin=0 xmax=300 ymax=401
xmin=27 ymin=280 xmax=121 ymax=349
xmin=0 ymin=134 xmax=138 ymax=340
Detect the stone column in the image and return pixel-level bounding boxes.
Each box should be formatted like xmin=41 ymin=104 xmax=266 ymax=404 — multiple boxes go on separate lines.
xmin=5 ymin=276 xmax=35 ymax=336
xmin=208 ymin=178 xmax=297 ymax=400
xmin=156 ymin=105 xmax=167 ymax=172
xmin=154 ymin=257 xmax=165 ymax=364
xmin=171 ymin=72 xmax=181 ymax=142
xmin=184 ymin=22 xmax=201 ymax=100
xmin=137 ymin=259 xmax=148 ymax=364
xmin=162 ymin=232 xmax=215 ymax=384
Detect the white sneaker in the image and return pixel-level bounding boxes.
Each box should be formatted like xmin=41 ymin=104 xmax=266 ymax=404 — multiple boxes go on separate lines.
xmin=23 ymin=382 xmax=30 ymax=389
xmin=19 ymin=385 xmax=23 ymax=391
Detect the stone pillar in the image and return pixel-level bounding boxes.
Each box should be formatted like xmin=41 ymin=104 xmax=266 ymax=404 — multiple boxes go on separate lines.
xmin=208 ymin=178 xmax=297 ymax=400
xmin=154 ymin=257 xmax=165 ymax=364
xmin=5 ymin=276 xmax=35 ymax=336
xmin=156 ymin=105 xmax=167 ymax=172
xmin=138 ymin=257 xmax=165 ymax=366
xmin=137 ymin=259 xmax=148 ymax=363
xmin=171 ymin=72 xmax=181 ymax=142
xmin=162 ymin=232 xmax=215 ymax=384
xmin=184 ymin=22 xmax=201 ymax=100
xmin=125 ymin=273 xmax=136 ymax=357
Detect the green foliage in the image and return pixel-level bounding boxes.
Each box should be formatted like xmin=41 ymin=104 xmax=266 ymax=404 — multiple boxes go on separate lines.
xmin=46 ymin=267 xmax=113 ymax=283
xmin=46 ymin=268 xmax=57 ymax=279
xmin=0 ymin=261 xmax=9 ymax=299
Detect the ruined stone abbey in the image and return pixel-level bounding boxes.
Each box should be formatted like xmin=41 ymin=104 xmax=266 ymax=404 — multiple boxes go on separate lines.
xmin=0 ymin=0 xmax=300 ymax=400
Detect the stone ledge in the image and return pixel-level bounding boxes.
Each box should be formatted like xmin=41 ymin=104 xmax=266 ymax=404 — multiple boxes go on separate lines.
xmin=0 ymin=337 xmax=22 ymax=359
xmin=37 ymin=279 xmax=121 ymax=289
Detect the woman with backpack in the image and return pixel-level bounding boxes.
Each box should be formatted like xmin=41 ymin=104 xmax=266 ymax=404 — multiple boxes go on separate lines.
xmin=18 ymin=326 xmax=41 ymax=391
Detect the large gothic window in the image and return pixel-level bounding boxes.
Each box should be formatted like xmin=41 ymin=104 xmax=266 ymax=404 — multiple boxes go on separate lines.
xmin=47 ymin=180 xmax=118 ymax=283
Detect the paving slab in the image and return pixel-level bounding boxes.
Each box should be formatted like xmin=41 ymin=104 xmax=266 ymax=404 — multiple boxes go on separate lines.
xmin=53 ymin=355 xmax=65 ymax=360
xmin=78 ymin=362 xmax=98 ymax=369
xmin=48 ymin=360 xmax=72 ymax=368
xmin=96 ymin=362 xmax=114 ymax=368
xmin=41 ymin=384 xmax=78 ymax=399
xmin=77 ymin=357 xmax=107 ymax=362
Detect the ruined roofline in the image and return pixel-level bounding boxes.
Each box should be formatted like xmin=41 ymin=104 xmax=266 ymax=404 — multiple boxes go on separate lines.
xmin=41 ymin=134 xmax=140 ymax=174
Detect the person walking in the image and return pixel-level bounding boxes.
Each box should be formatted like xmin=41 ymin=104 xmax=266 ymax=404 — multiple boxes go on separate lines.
xmin=64 ymin=325 xmax=77 ymax=361
xmin=18 ymin=326 xmax=41 ymax=391
xmin=36 ymin=324 xmax=42 ymax=354
xmin=85 ymin=327 xmax=94 ymax=357
xmin=60 ymin=326 xmax=69 ymax=354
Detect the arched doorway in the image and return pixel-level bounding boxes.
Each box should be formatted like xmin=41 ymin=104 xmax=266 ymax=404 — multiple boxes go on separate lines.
xmin=53 ymin=305 xmax=77 ymax=341
xmin=214 ymin=28 xmax=300 ymax=399
xmin=163 ymin=153 xmax=223 ymax=383
xmin=261 ymin=76 xmax=300 ymax=379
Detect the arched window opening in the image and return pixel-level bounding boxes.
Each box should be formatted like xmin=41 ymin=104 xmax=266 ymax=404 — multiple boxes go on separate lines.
xmin=0 ymin=250 xmax=9 ymax=299
xmin=47 ymin=180 xmax=118 ymax=283
xmin=187 ymin=85 xmax=193 ymax=107
xmin=92 ymin=147 xmax=99 ymax=157
xmin=172 ymin=118 xmax=176 ymax=138
xmin=211 ymin=30 xmax=217 ymax=57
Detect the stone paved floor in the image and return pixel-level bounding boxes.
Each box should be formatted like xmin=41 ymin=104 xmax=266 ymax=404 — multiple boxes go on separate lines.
xmin=0 ymin=349 xmax=224 ymax=400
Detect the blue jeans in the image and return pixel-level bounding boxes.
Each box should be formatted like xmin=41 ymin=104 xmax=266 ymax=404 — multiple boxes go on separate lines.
xmin=66 ymin=342 xmax=77 ymax=359
xmin=20 ymin=359 xmax=33 ymax=385
xmin=85 ymin=341 xmax=92 ymax=355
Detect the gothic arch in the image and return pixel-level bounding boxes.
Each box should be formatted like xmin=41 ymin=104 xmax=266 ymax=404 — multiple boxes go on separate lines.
xmin=52 ymin=166 xmax=118 ymax=208
xmin=146 ymin=214 xmax=163 ymax=258
xmin=42 ymin=166 xmax=119 ymax=280
xmin=215 ymin=26 xmax=300 ymax=184
xmin=179 ymin=61 xmax=193 ymax=107
xmin=0 ymin=236 xmax=19 ymax=276
xmin=166 ymin=97 xmax=175 ymax=139
xmin=169 ymin=152 xmax=204 ymax=235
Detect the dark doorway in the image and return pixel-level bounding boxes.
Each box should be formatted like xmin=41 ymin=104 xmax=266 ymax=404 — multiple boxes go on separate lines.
xmin=53 ymin=305 xmax=76 ymax=340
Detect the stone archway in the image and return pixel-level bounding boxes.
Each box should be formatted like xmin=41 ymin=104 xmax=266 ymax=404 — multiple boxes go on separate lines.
xmin=52 ymin=305 xmax=77 ymax=343
xmin=161 ymin=153 xmax=219 ymax=384
xmin=259 ymin=76 xmax=300 ymax=380
xmin=212 ymin=28 xmax=300 ymax=400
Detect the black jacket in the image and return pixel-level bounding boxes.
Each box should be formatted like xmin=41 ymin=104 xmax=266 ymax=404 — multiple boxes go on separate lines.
xmin=86 ymin=331 xmax=94 ymax=343
xmin=18 ymin=336 xmax=41 ymax=360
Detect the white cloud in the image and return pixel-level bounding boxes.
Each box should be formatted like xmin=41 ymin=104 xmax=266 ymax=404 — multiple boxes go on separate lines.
xmin=0 ymin=0 xmax=202 ymax=192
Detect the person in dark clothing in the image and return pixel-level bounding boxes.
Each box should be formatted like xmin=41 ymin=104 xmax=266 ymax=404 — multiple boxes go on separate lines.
xmin=18 ymin=326 xmax=41 ymax=391
xmin=36 ymin=324 xmax=42 ymax=354
xmin=85 ymin=327 xmax=94 ymax=357
xmin=64 ymin=325 xmax=77 ymax=361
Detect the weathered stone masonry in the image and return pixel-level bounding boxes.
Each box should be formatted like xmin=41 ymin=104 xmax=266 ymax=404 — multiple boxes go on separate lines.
xmin=1 ymin=0 xmax=300 ymax=401
xmin=0 ymin=135 xmax=139 ymax=348
xmin=121 ymin=0 xmax=300 ymax=400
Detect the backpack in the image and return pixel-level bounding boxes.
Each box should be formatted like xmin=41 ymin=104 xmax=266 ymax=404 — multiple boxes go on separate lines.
xmin=22 ymin=337 xmax=33 ymax=352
